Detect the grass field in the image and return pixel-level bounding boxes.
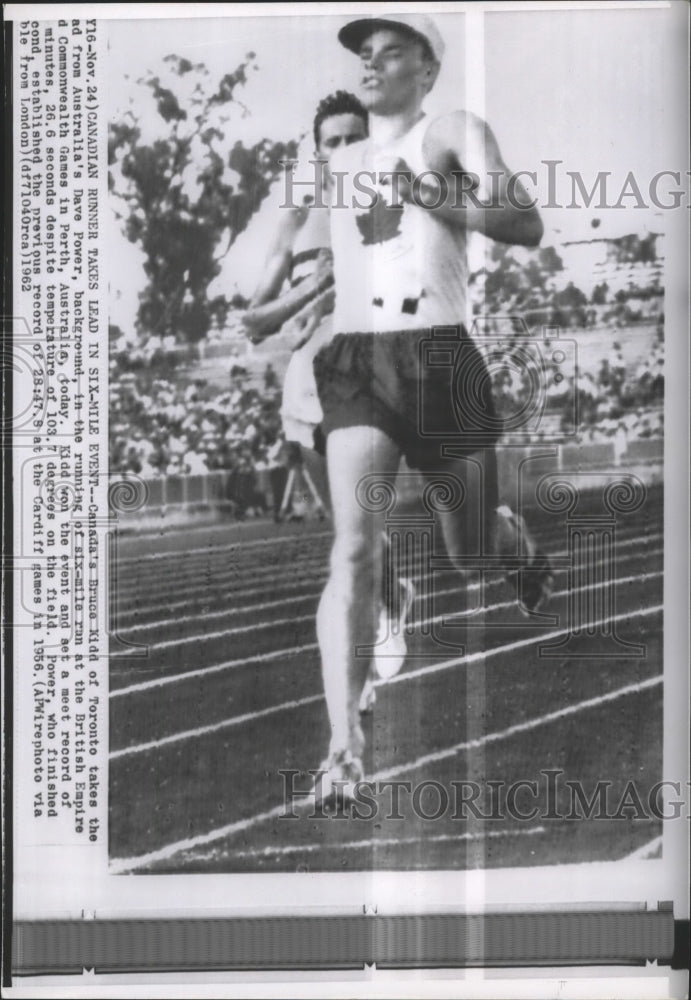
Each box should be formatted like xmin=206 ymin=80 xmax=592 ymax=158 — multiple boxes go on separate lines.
xmin=108 ymin=483 xmax=663 ymax=874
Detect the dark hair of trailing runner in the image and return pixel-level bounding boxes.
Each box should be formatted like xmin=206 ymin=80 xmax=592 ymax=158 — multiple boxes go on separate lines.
xmin=313 ymin=90 xmax=368 ymax=150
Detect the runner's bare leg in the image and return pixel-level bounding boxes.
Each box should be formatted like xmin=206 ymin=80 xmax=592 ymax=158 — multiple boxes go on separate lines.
xmin=316 ymin=425 xmax=401 ymax=757
xmin=426 ymin=450 xmax=533 ymax=572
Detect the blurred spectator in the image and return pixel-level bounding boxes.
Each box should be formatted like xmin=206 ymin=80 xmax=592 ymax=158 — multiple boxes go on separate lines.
xmin=111 ymin=301 xmax=664 ymax=495
xmin=486 ymin=334 xmax=663 ymax=445
xmin=110 ymin=350 xmax=284 ymax=479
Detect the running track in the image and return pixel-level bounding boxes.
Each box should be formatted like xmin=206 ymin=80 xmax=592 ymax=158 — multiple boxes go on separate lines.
xmin=109 ymin=483 xmax=664 ymax=873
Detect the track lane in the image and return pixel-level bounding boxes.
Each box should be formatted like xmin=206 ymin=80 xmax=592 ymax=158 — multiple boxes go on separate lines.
xmin=110 ymin=606 xmax=662 ymax=861
xmin=109 ymin=568 xmax=662 ymax=752
xmin=109 ymin=485 xmax=665 ymax=873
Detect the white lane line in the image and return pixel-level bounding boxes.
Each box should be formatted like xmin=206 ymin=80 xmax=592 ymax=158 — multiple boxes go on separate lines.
xmin=117 ymin=537 xmax=661 ymax=631
xmin=115 ymin=501 xmax=662 ymax=568
xmin=115 ymin=550 xmax=330 ymax=607
xmin=620 ymin=834 xmax=663 ymax=862
xmin=113 ymin=529 xmax=663 ymax=617
xmin=117 ymin=528 xmax=333 ymax=565
xmin=145 ymin=609 xmax=314 ymax=645
xmin=110 ymin=569 xmax=661 ymax=699
xmin=111 ymin=641 xmax=319 ymax=699
xmin=118 ymin=519 xmax=286 ymax=543
xmin=109 ymin=671 xmax=661 ymax=873
xmin=116 ymin=577 xmax=329 ymax=630
xmin=110 ymin=801 xmax=292 ymax=874
xmin=225 ymin=825 xmax=547 ymax=861
xmin=116 ymin=539 xmax=663 ymax=635
xmin=123 ymin=557 xmax=663 ymax=652
xmin=374 ymin=673 xmax=662 ymax=783
xmin=110 ymin=599 xmax=663 ymax=758
xmin=113 ymin=569 xmax=328 ymax=621
xmin=112 ymin=532 xmax=662 ymax=614
xmin=388 ymin=581 xmax=661 ymax=689
xmin=110 ymin=691 xmax=323 ymax=760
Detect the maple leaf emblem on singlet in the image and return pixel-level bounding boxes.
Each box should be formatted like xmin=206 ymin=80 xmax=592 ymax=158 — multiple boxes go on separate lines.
xmin=355 ymin=194 xmax=404 ymax=246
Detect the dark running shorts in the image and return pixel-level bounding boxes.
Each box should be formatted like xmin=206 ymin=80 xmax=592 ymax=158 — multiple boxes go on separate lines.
xmin=312 ymin=326 xmax=502 ymax=471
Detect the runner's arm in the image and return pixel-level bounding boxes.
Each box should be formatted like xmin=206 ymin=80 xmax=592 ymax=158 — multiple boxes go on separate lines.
xmin=242 ymin=248 xmax=334 ymax=343
xmin=279 ymin=285 xmax=336 ymax=351
xmin=249 ymin=207 xmax=305 ymax=306
xmin=412 ymin=111 xmax=543 ymax=247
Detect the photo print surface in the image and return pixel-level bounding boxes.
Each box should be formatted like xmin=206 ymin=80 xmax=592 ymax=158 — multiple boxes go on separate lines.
xmin=103 ymin=7 xmax=673 ymax=879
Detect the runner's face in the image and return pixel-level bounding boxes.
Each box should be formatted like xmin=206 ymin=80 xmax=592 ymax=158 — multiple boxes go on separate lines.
xmin=357 ymin=29 xmax=432 ymax=113
xmin=316 ymin=113 xmax=367 ymax=163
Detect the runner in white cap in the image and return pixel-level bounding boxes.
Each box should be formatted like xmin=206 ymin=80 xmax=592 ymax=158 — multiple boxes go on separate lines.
xmin=242 ymin=91 xmax=415 ymax=706
xmin=310 ymin=14 xmax=554 ymax=805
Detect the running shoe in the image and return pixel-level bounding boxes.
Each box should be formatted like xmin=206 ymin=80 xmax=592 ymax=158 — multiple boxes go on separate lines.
xmin=311 ymin=748 xmax=364 ymax=809
xmin=506 ymin=549 xmax=554 ymax=616
xmin=372 ymin=576 xmax=416 ymax=680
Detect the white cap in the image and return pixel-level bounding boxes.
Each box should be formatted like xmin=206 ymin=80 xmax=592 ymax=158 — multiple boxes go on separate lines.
xmin=338 ymin=13 xmax=444 ymax=64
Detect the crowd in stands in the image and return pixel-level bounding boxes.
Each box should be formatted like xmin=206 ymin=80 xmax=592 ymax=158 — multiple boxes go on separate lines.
xmin=110 ymin=361 xmax=283 ymax=479
xmin=110 ymin=283 xmax=664 ymax=489
xmin=110 ymin=329 xmax=664 ymax=489
xmin=487 ymin=330 xmax=664 ymax=444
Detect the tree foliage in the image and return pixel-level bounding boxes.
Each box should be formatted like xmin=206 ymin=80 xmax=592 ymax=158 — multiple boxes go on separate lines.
xmin=109 ymin=53 xmax=298 ymax=342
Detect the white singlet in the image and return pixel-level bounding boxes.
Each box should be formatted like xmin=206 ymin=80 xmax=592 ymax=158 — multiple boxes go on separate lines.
xmin=329 ymin=115 xmax=469 ymax=334
xmin=280 ymin=204 xmax=332 ymax=448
